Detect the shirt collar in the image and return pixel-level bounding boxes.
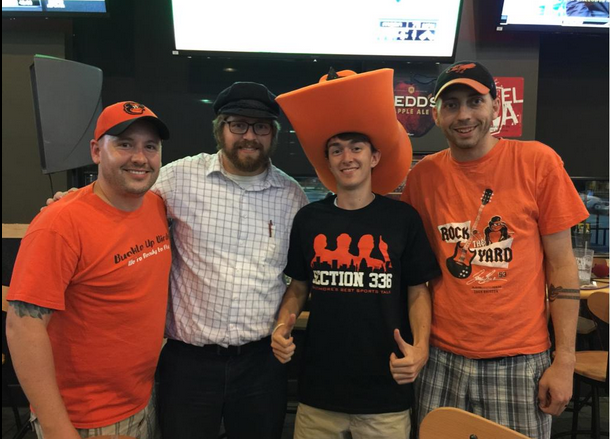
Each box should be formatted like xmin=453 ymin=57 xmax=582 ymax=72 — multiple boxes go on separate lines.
xmin=205 ymin=150 xmax=286 ymax=189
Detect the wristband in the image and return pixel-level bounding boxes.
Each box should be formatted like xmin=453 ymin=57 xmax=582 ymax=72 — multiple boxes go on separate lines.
xmin=272 ymin=322 xmax=286 ymax=336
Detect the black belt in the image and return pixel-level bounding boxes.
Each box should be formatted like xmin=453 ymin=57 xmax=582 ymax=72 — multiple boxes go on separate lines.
xmin=168 ymin=336 xmax=271 ymax=356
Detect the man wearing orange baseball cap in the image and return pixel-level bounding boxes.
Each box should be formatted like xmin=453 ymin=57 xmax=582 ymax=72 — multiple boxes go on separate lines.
xmin=44 ymin=84 xmax=309 ymax=439
xmin=271 ymin=69 xmax=440 ymax=438
xmin=7 ymin=101 xmax=171 ymax=439
xmin=402 ymin=61 xmax=589 ymax=438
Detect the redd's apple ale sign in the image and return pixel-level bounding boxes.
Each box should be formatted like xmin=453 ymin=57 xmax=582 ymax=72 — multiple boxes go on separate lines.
xmin=394 ymin=73 xmax=436 ymax=138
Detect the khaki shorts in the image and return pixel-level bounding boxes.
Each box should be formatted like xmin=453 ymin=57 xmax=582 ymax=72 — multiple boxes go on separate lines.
xmin=294 ymin=403 xmax=411 ymax=439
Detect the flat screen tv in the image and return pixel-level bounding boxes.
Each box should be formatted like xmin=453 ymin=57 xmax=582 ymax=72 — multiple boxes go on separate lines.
xmin=170 ymin=0 xmax=464 ymax=62
xmin=497 ymin=0 xmax=609 ymax=33
xmin=2 ymin=0 xmax=107 ymax=16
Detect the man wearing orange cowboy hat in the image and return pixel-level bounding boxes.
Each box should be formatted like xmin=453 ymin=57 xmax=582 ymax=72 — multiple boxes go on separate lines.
xmin=272 ymin=69 xmax=441 ymax=438
xmin=402 ymin=60 xmax=588 ymax=438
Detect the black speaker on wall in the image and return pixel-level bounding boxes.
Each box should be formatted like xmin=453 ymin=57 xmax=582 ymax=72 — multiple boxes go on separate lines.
xmin=30 ymin=55 xmax=103 ymax=174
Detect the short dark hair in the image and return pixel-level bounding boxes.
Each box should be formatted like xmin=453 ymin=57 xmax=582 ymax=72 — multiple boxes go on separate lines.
xmin=325 ymin=132 xmax=377 ymax=158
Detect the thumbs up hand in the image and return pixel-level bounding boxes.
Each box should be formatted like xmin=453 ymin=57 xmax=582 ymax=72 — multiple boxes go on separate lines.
xmin=389 ymin=329 xmax=429 ymax=385
xmin=271 ymin=313 xmax=297 ymax=364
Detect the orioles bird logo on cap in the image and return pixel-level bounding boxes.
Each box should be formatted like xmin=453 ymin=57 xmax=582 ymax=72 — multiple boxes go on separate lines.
xmin=448 ymin=63 xmax=476 ymax=74
xmin=123 ymin=101 xmax=146 ymax=115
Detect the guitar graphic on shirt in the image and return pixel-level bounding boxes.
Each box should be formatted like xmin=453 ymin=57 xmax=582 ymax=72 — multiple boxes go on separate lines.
xmin=446 ymin=189 xmax=493 ymax=279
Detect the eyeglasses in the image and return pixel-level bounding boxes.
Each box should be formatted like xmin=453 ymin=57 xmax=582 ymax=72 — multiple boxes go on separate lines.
xmin=224 ymin=120 xmax=272 ymax=136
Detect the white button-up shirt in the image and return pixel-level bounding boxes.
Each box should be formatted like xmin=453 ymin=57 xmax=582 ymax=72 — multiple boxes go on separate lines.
xmin=153 ymin=152 xmax=308 ymax=347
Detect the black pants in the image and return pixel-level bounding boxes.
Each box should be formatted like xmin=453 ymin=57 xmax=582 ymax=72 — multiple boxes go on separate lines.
xmin=157 ymin=338 xmax=287 ymax=439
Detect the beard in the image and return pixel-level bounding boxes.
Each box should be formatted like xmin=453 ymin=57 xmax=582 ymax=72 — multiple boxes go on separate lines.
xmin=221 ymin=139 xmax=273 ymax=174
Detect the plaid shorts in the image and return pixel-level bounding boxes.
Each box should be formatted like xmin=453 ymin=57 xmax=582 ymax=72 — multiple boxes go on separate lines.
xmin=32 ymin=391 xmax=159 ymax=439
xmin=415 ymin=346 xmax=552 ymax=439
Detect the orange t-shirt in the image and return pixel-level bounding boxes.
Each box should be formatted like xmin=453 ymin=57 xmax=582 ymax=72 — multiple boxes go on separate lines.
xmin=402 ymin=139 xmax=589 ymax=358
xmin=8 ymin=184 xmax=171 ymax=428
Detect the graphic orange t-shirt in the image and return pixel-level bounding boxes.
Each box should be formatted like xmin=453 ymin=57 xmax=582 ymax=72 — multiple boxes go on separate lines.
xmin=402 ymin=139 xmax=589 ymax=358
xmin=8 ymin=184 xmax=171 ymax=428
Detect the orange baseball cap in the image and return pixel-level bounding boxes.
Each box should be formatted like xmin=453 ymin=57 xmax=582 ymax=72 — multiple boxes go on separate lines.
xmin=94 ymin=101 xmax=170 ymax=140
xmin=276 ymin=69 xmax=412 ymax=195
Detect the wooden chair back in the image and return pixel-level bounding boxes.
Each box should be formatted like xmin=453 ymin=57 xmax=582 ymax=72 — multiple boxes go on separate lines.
xmin=420 ymin=407 xmax=531 ymax=439
xmin=588 ymin=291 xmax=609 ymax=324
xmin=2 ymin=224 xmax=30 ymax=240
xmin=2 ymin=285 xmax=8 ymax=312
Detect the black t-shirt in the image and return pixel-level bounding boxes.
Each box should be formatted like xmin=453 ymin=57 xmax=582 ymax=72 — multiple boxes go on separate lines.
xmin=285 ymin=195 xmax=441 ymax=414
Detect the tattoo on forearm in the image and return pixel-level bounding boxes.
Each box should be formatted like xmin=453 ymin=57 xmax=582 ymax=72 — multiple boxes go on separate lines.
xmin=548 ymin=284 xmax=580 ymax=302
xmin=9 ymin=301 xmax=54 ymax=319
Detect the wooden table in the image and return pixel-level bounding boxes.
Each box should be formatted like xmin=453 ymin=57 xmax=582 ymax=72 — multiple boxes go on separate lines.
xmin=295 ymin=311 xmax=310 ymax=330
xmin=580 ymin=278 xmax=609 ymax=300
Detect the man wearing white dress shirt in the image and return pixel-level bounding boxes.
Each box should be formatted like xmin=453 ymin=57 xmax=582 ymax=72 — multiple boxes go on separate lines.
xmin=155 ymin=82 xmax=308 ymax=439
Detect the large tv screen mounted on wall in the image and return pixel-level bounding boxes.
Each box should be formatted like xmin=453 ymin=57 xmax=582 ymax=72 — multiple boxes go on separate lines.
xmin=2 ymin=0 xmax=107 ymax=16
xmin=170 ymin=0 xmax=464 ymax=62
xmin=497 ymin=0 xmax=609 ymax=33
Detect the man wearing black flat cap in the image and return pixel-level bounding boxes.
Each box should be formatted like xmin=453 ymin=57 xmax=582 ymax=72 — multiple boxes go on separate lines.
xmin=154 ymin=82 xmax=308 ymax=438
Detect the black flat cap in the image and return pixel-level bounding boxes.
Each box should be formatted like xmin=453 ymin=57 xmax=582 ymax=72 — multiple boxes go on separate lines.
xmin=213 ymin=82 xmax=280 ymax=120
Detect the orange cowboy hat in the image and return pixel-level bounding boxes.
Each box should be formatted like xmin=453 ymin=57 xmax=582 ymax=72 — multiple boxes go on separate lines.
xmin=276 ymin=68 xmax=412 ymax=194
